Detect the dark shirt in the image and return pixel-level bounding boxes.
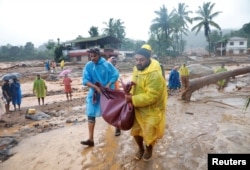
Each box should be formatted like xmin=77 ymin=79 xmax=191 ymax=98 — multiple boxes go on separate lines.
xmin=2 ymin=82 xmax=11 ymax=99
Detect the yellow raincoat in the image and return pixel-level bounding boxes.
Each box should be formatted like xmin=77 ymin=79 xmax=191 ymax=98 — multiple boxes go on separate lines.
xmin=60 ymin=60 xmax=65 ymax=69
xmin=215 ymin=67 xmax=227 ymax=86
xmin=130 ymin=59 xmax=167 ymax=146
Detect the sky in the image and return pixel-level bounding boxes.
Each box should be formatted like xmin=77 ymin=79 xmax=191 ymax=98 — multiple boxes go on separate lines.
xmin=0 ymin=0 xmax=249 ymax=47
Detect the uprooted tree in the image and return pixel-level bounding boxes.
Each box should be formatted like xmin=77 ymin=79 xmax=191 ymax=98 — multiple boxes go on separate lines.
xmin=181 ymin=67 xmax=250 ymax=101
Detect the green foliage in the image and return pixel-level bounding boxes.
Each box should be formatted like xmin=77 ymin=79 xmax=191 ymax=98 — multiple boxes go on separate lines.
xmin=88 ymin=26 xmax=99 ymax=37
xmin=242 ymin=23 xmax=250 ymax=34
xmin=149 ymin=3 xmax=192 ymax=57
xmin=120 ymin=38 xmax=145 ymax=51
xmin=191 ymin=2 xmax=222 ymax=54
xmin=54 ymin=44 xmax=63 ymax=62
xmin=0 ymin=43 xmax=52 ymax=62
xmin=102 ymin=18 xmax=126 ymax=43
xmin=46 ymin=39 xmax=56 ymax=50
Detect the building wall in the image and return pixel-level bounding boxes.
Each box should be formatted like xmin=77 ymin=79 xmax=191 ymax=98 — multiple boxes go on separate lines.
xmin=226 ymin=38 xmax=247 ymax=56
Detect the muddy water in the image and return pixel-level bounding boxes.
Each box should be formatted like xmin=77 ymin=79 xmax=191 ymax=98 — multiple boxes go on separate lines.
xmin=1 ymin=88 xmax=250 ymax=170
xmin=1 ymin=70 xmax=250 ymax=169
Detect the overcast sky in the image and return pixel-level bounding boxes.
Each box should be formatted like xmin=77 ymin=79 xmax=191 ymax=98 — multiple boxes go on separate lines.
xmin=0 ymin=0 xmax=249 ymax=47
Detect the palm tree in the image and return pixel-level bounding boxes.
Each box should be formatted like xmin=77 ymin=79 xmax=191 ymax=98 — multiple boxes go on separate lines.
xmin=88 ymin=26 xmax=99 ymax=37
xmin=191 ymin=2 xmax=221 ymax=55
xmin=114 ymin=19 xmax=126 ymax=41
xmin=102 ymin=18 xmax=116 ymax=37
xmin=174 ymin=3 xmax=192 ymax=53
xmin=150 ymin=5 xmax=174 ymax=55
xmin=102 ymin=18 xmax=126 ymax=42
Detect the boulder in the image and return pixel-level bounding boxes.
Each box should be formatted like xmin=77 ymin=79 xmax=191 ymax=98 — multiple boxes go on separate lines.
xmin=187 ymin=64 xmax=214 ymax=79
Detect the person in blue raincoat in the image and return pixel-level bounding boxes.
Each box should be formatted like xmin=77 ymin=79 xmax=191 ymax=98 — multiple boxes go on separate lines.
xmin=10 ymin=78 xmax=22 ymax=111
xmin=168 ymin=66 xmax=181 ymax=95
xmin=81 ymin=47 xmax=119 ymax=147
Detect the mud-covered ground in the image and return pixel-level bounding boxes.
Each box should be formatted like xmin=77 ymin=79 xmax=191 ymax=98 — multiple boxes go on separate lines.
xmin=0 ymin=59 xmax=250 ymax=170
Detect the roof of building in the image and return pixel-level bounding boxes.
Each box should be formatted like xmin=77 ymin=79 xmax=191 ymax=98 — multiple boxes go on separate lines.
xmin=228 ymin=37 xmax=248 ymax=41
xmin=64 ymin=35 xmax=121 ymax=47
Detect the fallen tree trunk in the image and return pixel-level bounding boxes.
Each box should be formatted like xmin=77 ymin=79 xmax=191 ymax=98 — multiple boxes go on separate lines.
xmin=181 ymin=66 xmax=250 ymax=101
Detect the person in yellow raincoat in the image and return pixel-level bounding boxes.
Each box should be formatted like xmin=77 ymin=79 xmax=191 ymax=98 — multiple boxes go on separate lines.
xmin=60 ymin=60 xmax=65 ymax=70
xmin=215 ymin=63 xmax=228 ymax=91
xmin=179 ymin=63 xmax=190 ymax=90
xmin=33 ymin=74 xmax=47 ymax=105
xmin=125 ymin=47 xmax=167 ymax=161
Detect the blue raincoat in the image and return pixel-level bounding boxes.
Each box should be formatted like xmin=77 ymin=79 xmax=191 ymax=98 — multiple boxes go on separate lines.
xmin=168 ymin=69 xmax=181 ymax=89
xmin=10 ymin=81 xmax=22 ymax=105
xmin=82 ymin=57 xmax=119 ymax=117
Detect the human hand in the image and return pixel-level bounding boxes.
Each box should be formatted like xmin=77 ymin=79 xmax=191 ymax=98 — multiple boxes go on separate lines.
xmin=95 ymin=86 xmax=101 ymax=93
xmin=125 ymin=94 xmax=132 ymax=103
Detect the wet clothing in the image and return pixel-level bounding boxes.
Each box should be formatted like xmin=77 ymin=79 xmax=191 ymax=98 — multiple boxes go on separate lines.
xmin=33 ymin=78 xmax=47 ymax=98
xmin=179 ymin=65 xmax=190 ymax=89
xmin=2 ymin=82 xmax=11 ymax=103
xmin=168 ymin=69 xmax=181 ymax=90
xmin=82 ymin=57 xmax=119 ymax=117
xmin=60 ymin=60 xmax=65 ymax=69
xmin=10 ymin=81 xmax=22 ymax=105
xmin=130 ymin=59 xmax=167 ymax=146
xmin=215 ymin=67 xmax=228 ymax=87
xmin=63 ymin=77 xmax=72 ymax=93
xmin=45 ymin=61 xmax=50 ymax=71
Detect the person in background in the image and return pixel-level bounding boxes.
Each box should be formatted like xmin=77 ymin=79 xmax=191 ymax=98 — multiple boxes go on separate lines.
xmin=152 ymin=55 xmax=165 ymax=79
xmin=1 ymin=79 xmax=11 ymax=114
xmin=179 ymin=63 xmax=190 ymax=90
xmin=81 ymin=47 xmax=119 ymax=147
xmin=168 ymin=66 xmax=181 ymax=95
xmin=45 ymin=60 xmax=50 ymax=72
xmin=141 ymin=44 xmax=165 ymax=78
xmin=51 ymin=60 xmax=56 ymax=73
xmin=60 ymin=60 xmax=65 ymax=70
xmin=215 ymin=63 xmax=228 ymax=91
xmin=33 ymin=74 xmax=47 ymax=106
xmin=108 ymin=56 xmax=121 ymax=136
xmin=62 ymin=74 xmax=72 ymax=101
xmin=125 ymin=47 xmax=167 ymax=161
xmin=10 ymin=78 xmax=22 ymax=111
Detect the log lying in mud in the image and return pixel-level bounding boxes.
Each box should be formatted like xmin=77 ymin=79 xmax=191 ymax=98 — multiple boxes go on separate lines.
xmin=181 ymin=67 xmax=250 ymax=101
xmin=0 ymin=64 xmax=19 ymax=70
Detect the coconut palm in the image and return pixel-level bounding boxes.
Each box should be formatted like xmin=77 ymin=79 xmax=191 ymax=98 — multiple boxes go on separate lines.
xmin=150 ymin=5 xmax=174 ymax=55
xmin=102 ymin=18 xmax=126 ymax=42
xmin=88 ymin=26 xmax=99 ymax=37
xmin=174 ymin=3 xmax=192 ymax=53
xmin=191 ymin=2 xmax=221 ymax=54
xmin=173 ymin=3 xmax=192 ymax=52
xmin=103 ymin=18 xmax=116 ymax=37
xmin=114 ymin=19 xmax=126 ymax=41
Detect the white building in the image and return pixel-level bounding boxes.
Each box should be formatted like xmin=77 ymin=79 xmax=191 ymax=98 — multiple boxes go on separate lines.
xmin=225 ymin=37 xmax=248 ymax=55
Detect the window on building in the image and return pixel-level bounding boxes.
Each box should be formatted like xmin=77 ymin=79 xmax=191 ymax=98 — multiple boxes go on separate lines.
xmin=240 ymin=42 xmax=244 ymax=45
xmin=229 ymin=42 xmax=234 ymax=45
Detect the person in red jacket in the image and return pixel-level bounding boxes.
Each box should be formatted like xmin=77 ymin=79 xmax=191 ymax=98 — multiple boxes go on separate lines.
xmin=62 ymin=74 xmax=72 ymax=101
